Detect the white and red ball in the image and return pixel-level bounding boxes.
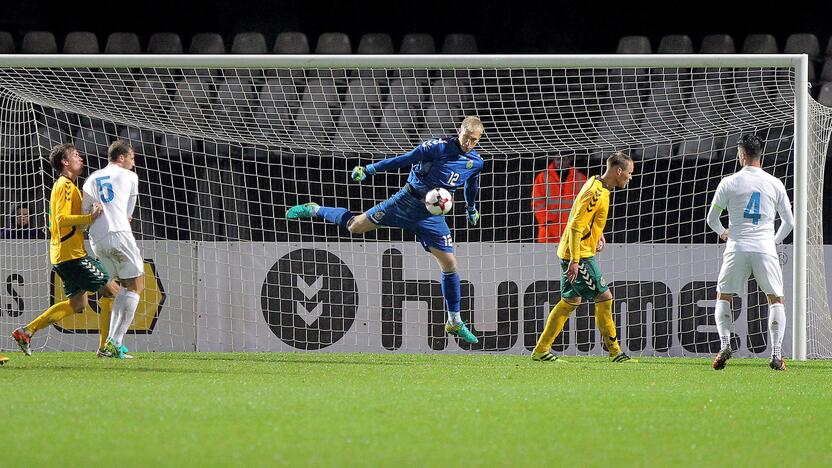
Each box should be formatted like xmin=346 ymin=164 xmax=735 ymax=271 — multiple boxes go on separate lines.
xmin=424 ymin=187 xmax=453 ymax=215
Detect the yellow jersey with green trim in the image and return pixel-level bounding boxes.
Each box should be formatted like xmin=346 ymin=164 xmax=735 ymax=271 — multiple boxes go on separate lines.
xmin=557 ymin=176 xmax=610 ymax=262
xmin=49 ymin=175 xmax=92 ymax=264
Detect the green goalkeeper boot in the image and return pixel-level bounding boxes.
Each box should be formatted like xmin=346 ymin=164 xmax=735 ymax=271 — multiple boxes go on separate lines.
xmin=445 ymin=321 xmax=479 ymax=344
xmin=286 ymin=203 xmax=319 ymax=219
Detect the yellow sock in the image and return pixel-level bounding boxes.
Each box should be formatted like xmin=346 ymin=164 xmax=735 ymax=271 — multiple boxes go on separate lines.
xmin=534 ymin=299 xmax=577 ymax=353
xmin=26 ymin=301 xmax=76 ymax=335
xmin=594 ymin=299 xmax=621 ymax=356
xmin=98 ymin=296 xmax=113 ymax=349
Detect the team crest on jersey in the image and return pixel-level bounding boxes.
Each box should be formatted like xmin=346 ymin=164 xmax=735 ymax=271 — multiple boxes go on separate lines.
xmin=372 ymin=211 xmax=385 ymax=222
xmin=466 ymin=160 xmax=474 ymax=169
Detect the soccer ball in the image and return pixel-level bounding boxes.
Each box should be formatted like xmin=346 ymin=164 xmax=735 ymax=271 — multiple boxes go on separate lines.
xmin=424 ymin=187 xmax=453 ymax=215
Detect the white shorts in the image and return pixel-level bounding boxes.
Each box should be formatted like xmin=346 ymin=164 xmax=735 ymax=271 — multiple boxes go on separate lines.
xmin=717 ymin=251 xmax=784 ymax=297
xmin=90 ymin=231 xmax=144 ymax=280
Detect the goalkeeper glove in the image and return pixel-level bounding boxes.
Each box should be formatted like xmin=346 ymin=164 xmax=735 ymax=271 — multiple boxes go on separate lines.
xmin=466 ymin=206 xmax=480 ymax=226
xmin=351 ymin=164 xmax=376 ymax=182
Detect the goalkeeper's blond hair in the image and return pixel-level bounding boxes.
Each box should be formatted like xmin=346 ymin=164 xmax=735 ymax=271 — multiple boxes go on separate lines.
xmin=461 ymin=116 xmax=484 ymax=133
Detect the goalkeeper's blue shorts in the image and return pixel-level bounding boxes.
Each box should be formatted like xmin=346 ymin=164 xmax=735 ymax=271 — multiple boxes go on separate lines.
xmin=365 ymin=187 xmax=453 ymax=253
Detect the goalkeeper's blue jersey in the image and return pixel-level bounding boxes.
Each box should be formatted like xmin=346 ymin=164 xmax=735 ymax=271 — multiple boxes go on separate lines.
xmin=368 ymin=136 xmax=484 ymax=209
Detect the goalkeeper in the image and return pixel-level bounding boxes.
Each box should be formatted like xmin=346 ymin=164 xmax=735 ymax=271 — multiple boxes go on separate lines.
xmin=287 ymin=116 xmax=485 ymax=344
xmin=532 ymin=151 xmax=635 ymax=363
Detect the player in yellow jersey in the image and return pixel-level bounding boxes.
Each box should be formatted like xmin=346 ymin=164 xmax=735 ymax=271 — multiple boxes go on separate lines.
xmin=532 ymin=151 xmax=635 ymax=363
xmin=11 ymin=143 xmax=119 ymax=356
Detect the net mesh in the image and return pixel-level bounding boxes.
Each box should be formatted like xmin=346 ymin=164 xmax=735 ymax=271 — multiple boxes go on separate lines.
xmin=0 ymin=61 xmax=828 ymax=357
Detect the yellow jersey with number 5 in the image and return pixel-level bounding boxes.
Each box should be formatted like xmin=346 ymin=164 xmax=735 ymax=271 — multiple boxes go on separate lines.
xmin=557 ymin=176 xmax=610 ymax=262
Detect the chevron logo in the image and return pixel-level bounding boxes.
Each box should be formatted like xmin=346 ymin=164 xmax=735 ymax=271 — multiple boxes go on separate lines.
xmin=586 ymin=190 xmax=601 ymax=212
xmin=578 ymin=263 xmax=596 ymax=290
xmin=296 ymin=275 xmax=324 ymax=325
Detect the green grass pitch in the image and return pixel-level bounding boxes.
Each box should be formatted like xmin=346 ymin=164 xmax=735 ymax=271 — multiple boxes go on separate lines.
xmin=1 ymin=352 xmax=831 ymax=466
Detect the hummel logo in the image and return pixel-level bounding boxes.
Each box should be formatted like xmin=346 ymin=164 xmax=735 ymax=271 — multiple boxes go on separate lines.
xmin=296 ymin=275 xmax=323 ymax=299
xmin=296 ymin=275 xmax=324 ymax=324
xmin=578 ymin=263 xmax=596 ymax=289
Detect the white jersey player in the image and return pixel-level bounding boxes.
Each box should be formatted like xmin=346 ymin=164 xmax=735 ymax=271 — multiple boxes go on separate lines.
xmin=82 ymin=140 xmax=144 ymax=359
xmin=706 ymin=134 xmax=794 ymax=371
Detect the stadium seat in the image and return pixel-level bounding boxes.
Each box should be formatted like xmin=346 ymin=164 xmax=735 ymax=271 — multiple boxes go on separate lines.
xmin=159 ymin=108 xmax=198 ymax=158
xmin=131 ymin=78 xmax=171 ymax=114
xmin=345 ymin=77 xmax=382 ymax=108
xmin=105 ymin=32 xmax=141 ymax=54
xmin=174 ymin=76 xmax=214 ymax=105
xmin=784 ymin=33 xmax=820 ymax=59
xmin=301 ymin=78 xmax=340 ymax=107
xmin=420 ymin=103 xmax=462 ymax=140
xmin=294 ymin=101 xmax=335 ymax=139
xmin=271 ymin=32 xmax=308 ymax=80
xmin=214 ymin=76 xmax=254 ymax=110
xmin=441 ymin=34 xmax=477 ymax=54
xmin=21 ymin=31 xmax=57 ymax=54
xmin=699 ymin=34 xmax=735 ymax=54
xmin=147 ymin=33 xmax=184 ymax=54
xmin=232 ymin=32 xmax=268 ymax=54
xmin=741 ymin=34 xmax=778 ymax=54
xmin=189 ymin=33 xmax=226 ymax=54
xmin=0 ymin=31 xmax=13 ymax=53
xmin=397 ymin=34 xmax=433 ymax=82
xmin=315 ymin=32 xmax=351 ymax=54
xmin=818 ymin=82 xmax=832 ymax=107
xmin=357 ymin=33 xmax=394 ymax=54
xmin=820 ymin=59 xmax=832 ymax=84
xmin=63 ymin=32 xmax=99 ymax=54
xmin=260 ymin=76 xmax=302 ymax=109
xmin=400 ymin=33 xmax=436 ymax=54
xmin=273 ymin=32 xmax=310 ymax=54
xmin=378 ymin=103 xmax=420 ymax=147
xmin=387 ymin=77 xmax=426 ymax=109
xmin=429 ymin=77 xmax=473 ymax=107
xmin=616 ymin=36 xmax=651 ymax=54
xmin=356 ymin=34 xmax=392 ymax=79
xmin=332 ymin=103 xmax=377 ymax=146
xmin=678 ymin=82 xmax=727 ymax=160
xmin=657 ymin=35 xmax=694 ymax=54
xmin=255 ymin=79 xmax=297 ymax=136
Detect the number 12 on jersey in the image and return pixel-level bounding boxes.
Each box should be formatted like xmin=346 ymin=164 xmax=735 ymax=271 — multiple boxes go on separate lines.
xmin=743 ymin=191 xmax=761 ymax=225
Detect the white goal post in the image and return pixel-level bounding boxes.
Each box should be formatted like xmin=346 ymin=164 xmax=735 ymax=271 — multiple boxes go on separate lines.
xmin=0 ymin=54 xmax=827 ymax=360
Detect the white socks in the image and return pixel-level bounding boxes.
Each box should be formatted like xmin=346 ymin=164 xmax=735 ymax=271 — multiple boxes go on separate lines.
xmin=447 ymin=311 xmax=462 ymax=325
xmin=107 ymin=287 xmax=141 ymax=347
xmin=714 ymin=299 xmax=733 ymax=350
xmin=107 ymin=287 xmax=128 ymax=341
xmin=768 ymin=303 xmax=786 ymax=359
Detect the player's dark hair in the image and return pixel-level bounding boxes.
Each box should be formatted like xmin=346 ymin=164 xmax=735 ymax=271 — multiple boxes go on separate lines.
xmin=607 ymin=151 xmax=632 ymax=169
xmin=49 ymin=143 xmax=76 ymax=172
xmin=738 ymin=134 xmax=763 ymax=159
xmin=108 ymin=139 xmax=133 ymax=161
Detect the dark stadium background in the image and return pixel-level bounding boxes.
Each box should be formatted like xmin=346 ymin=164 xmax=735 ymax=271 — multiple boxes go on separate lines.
xmin=0 ymin=0 xmax=829 ymax=243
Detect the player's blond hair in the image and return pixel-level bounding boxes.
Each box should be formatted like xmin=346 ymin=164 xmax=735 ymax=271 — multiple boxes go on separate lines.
xmin=460 ymin=116 xmax=484 ymax=133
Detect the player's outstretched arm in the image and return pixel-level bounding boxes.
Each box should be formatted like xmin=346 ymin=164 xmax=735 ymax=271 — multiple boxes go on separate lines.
xmin=351 ymin=143 xmax=436 ymax=183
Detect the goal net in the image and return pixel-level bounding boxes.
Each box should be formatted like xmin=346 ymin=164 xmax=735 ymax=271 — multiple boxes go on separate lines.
xmin=0 ymin=55 xmax=829 ymax=359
